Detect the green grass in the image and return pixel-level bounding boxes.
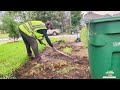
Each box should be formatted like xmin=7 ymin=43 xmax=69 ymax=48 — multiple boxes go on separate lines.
xmin=80 ymin=27 xmax=88 ymax=48
xmin=0 ymin=33 xmax=9 ymax=38
xmin=0 ymin=41 xmax=28 ymax=78
xmin=56 ymin=66 xmax=79 ymax=74
xmin=0 ymin=38 xmax=61 ymax=78
xmin=63 ymin=47 xmax=72 ymax=55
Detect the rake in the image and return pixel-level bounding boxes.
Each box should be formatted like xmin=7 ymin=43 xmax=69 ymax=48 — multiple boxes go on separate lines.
xmin=55 ymin=49 xmax=73 ymax=59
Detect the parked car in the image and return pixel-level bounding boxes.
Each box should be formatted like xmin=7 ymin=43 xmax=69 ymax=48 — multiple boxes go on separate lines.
xmin=47 ymin=29 xmax=61 ymax=36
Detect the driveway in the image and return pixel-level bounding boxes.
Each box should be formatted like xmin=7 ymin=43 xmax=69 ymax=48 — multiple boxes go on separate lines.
xmin=0 ymin=34 xmax=79 ymax=45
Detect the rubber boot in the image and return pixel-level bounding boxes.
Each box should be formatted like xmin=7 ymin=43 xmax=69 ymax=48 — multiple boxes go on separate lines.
xmin=32 ymin=55 xmax=41 ymax=63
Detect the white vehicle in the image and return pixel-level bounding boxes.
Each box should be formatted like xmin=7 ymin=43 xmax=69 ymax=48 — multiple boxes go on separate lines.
xmin=47 ymin=29 xmax=61 ymax=36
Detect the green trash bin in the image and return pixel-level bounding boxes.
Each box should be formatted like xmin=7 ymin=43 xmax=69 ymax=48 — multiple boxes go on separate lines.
xmin=87 ymin=17 xmax=120 ymax=79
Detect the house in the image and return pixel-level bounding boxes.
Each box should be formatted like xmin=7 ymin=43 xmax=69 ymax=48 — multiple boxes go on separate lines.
xmin=81 ymin=12 xmax=112 ymax=26
xmin=103 ymin=14 xmax=112 ymax=18
xmin=113 ymin=13 xmax=120 ymax=17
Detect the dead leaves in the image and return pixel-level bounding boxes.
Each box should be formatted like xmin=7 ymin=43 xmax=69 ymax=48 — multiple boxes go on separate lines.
xmin=57 ymin=66 xmax=79 ymax=74
xmin=15 ymin=41 xmax=90 ymax=79
xmin=53 ymin=60 xmax=68 ymax=68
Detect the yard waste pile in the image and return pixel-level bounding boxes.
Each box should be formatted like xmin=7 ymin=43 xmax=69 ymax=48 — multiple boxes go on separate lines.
xmin=15 ymin=40 xmax=90 ymax=79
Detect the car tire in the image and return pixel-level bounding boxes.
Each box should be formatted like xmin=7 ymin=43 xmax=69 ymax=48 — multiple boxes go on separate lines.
xmin=53 ymin=32 xmax=57 ymax=36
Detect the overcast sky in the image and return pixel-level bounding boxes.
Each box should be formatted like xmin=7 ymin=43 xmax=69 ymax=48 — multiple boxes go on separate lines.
xmin=82 ymin=11 xmax=120 ymax=15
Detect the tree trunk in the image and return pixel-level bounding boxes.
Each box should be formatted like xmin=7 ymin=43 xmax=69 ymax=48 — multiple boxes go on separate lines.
xmin=14 ymin=37 xmax=15 ymax=42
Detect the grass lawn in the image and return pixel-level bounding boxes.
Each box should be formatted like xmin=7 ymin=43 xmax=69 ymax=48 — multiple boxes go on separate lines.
xmin=0 ymin=33 xmax=9 ymax=38
xmin=0 ymin=38 xmax=62 ymax=78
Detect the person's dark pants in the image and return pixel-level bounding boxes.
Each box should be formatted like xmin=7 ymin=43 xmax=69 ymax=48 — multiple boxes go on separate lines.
xmin=19 ymin=29 xmax=40 ymax=59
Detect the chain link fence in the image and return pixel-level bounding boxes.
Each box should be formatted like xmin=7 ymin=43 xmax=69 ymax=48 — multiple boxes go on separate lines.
xmin=80 ymin=27 xmax=88 ymax=48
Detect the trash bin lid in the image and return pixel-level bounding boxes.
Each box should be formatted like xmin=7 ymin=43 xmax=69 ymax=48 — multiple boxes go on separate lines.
xmin=87 ymin=16 xmax=120 ymax=23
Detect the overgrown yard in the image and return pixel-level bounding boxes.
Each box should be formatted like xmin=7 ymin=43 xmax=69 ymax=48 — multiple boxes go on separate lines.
xmin=0 ymin=38 xmax=61 ymax=78
xmin=15 ymin=40 xmax=90 ymax=79
xmin=0 ymin=29 xmax=89 ymax=79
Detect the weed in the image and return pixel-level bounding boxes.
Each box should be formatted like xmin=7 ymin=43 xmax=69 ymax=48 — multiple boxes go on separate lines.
xmin=63 ymin=47 xmax=72 ymax=55
xmin=57 ymin=66 xmax=79 ymax=74
xmin=80 ymin=27 xmax=88 ymax=48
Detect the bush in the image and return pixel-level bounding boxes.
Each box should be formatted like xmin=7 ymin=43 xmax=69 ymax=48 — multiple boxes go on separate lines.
xmin=80 ymin=27 xmax=88 ymax=48
xmin=2 ymin=13 xmax=20 ymax=41
xmin=63 ymin=47 xmax=72 ymax=55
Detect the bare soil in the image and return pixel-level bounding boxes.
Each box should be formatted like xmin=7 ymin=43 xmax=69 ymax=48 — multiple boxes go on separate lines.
xmin=15 ymin=40 xmax=90 ymax=79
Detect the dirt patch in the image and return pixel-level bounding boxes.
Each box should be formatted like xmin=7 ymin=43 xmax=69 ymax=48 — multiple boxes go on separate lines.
xmin=15 ymin=40 xmax=90 ymax=79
